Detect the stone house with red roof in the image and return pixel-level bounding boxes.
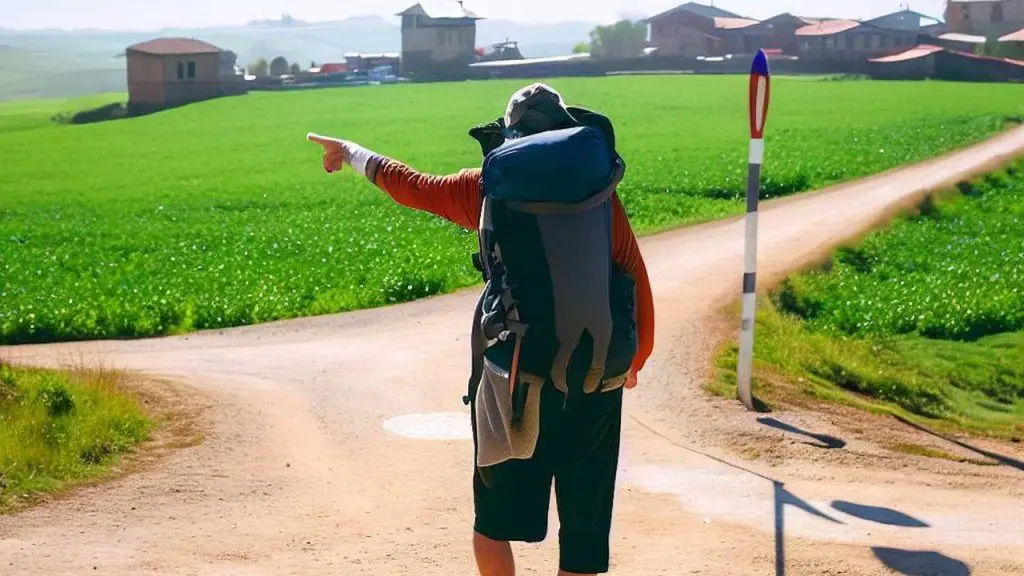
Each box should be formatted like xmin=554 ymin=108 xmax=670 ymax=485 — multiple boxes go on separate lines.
xmin=125 ymin=38 xmax=224 ymax=106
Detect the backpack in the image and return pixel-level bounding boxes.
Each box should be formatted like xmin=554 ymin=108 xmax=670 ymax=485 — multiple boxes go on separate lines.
xmin=464 ymin=112 xmax=639 ymax=425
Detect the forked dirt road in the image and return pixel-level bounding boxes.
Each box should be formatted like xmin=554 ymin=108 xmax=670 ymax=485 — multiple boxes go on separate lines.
xmin=3 ymin=127 xmax=1024 ymax=576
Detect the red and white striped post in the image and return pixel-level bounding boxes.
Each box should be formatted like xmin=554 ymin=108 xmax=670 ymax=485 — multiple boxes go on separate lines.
xmin=737 ymin=49 xmax=772 ymax=411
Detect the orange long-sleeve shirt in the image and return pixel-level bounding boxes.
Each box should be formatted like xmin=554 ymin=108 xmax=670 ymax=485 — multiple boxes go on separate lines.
xmin=370 ymin=158 xmax=655 ymax=375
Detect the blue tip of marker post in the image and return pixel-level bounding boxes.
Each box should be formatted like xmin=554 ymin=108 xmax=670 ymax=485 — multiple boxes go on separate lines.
xmin=751 ymin=49 xmax=770 ymax=77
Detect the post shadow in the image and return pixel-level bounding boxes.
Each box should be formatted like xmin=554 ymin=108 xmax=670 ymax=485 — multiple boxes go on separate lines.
xmin=872 ymin=547 xmax=971 ymax=576
xmin=758 ymin=417 xmax=847 ymax=449
xmin=774 ymin=481 xmax=843 ymax=576
xmin=894 ymin=414 xmax=1024 ymax=473
xmin=830 ymin=501 xmax=929 ymax=528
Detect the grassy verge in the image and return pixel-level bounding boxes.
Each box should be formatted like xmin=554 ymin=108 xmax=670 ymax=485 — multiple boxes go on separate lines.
xmin=0 ymin=360 xmax=151 ymax=511
xmin=712 ymin=163 xmax=1024 ymax=441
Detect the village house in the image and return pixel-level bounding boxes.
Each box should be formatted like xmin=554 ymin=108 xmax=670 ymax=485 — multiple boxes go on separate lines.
xmin=125 ymin=38 xmax=224 ymax=106
xmin=795 ymin=20 xmax=919 ymax=63
xmin=945 ymin=0 xmax=1024 ymax=38
xmin=723 ymin=13 xmax=820 ymax=56
xmin=645 ymin=2 xmax=758 ymax=56
xmin=397 ymin=1 xmax=482 ymax=78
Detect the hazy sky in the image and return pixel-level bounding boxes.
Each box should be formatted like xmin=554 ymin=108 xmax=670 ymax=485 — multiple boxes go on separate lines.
xmin=4 ymin=1 xmax=948 ymax=31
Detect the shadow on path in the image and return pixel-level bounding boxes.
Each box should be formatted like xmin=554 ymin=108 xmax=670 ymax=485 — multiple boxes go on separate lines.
xmin=629 ymin=415 xmax=844 ymax=576
xmin=831 ymin=501 xmax=929 ymax=527
xmin=894 ymin=415 xmax=1024 ymax=473
xmin=872 ymin=547 xmax=971 ymax=575
xmin=758 ymin=417 xmax=847 ymax=449
xmin=774 ymin=481 xmax=843 ymax=576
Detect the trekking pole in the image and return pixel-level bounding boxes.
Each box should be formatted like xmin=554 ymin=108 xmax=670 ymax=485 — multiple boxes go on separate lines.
xmin=737 ymin=49 xmax=771 ymax=412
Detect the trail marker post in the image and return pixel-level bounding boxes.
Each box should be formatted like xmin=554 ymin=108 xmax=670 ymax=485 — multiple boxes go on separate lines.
xmin=737 ymin=49 xmax=772 ymax=411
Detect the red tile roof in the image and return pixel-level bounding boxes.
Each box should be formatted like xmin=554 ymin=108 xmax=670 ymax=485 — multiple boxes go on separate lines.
xmin=794 ymin=19 xmax=861 ymax=37
xmin=870 ymin=44 xmax=1024 ymax=67
xmin=999 ymin=27 xmax=1024 ymax=42
xmin=713 ymin=17 xmax=759 ymax=30
xmin=868 ymin=44 xmax=943 ymax=63
xmin=127 ymin=37 xmax=222 ymax=56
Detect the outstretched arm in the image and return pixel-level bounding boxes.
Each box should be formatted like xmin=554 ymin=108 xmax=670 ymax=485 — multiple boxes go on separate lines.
xmin=371 ymin=158 xmax=483 ymax=231
xmin=610 ymin=195 xmax=655 ymax=383
xmin=308 ymin=133 xmax=483 ymax=230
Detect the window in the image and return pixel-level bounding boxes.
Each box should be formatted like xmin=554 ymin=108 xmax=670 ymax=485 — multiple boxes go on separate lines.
xmin=845 ymin=35 xmax=854 ymax=49
xmin=177 ymin=61 xmax=184 ymax=80
xmin=187 ymin=61 xmax=196 ymax=79
xmin=993 ymin=3 xmax=1004 ymax=22
xmin=825 ymin=36 xmax=835 ymax=49
xmin=872 ymin=34 xmax=881 ymax=48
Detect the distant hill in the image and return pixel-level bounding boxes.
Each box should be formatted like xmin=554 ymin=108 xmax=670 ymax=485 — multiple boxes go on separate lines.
xmin=0 ymin=16 xmax=597 ymax=101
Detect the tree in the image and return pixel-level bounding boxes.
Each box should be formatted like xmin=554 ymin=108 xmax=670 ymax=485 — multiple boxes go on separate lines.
xmin=589 ymin=20 xmax=648 ymax=59
xmin=270 ymin=56 xmax=290 ymax=77
xmin=572 ymin=42 xmax=590 ymax=54
xmin=219 ymin=50 xmax=238 ymax=76
xmin=290 ymin=62 xmax=302 ymax=75
xmin=248 ymin=57 xmax=269 ymax=76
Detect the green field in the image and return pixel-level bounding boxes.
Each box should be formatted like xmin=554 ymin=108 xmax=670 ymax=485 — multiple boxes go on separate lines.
xmin=2 ymin=76 xmax=1023 ymax=344
xmin=0 ymin=93 xmax=125 ymax=133
xmin=715 ymin=164 xmax=1024 ymax=439
xmin=0 ymin=361 xmax=151 ymax=510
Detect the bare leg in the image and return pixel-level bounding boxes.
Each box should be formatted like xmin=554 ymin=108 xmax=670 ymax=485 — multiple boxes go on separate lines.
xmin=474 ymin=531 xmax=515 ymax=576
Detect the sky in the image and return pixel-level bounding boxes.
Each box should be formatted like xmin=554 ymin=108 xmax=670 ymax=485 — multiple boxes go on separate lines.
xmin=3 ymin=1 xmax=949 ymax=31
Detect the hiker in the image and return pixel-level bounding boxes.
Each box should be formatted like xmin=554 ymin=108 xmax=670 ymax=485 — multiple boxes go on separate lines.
xmin=309 ymin=83 xmax=654 ymax=576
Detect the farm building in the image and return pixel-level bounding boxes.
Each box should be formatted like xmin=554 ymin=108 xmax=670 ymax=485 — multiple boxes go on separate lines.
xmin=125 ymin=38 xmax=229 ymax=107
xmin=344 ymin=52 xmax=401 ymax=72
xmin=795 ymin=20 xmax=919 ymax=63
xmin=945 ymin=0 xmax=1024 ymax=38
xmin=398 ymin=1 xmax=482 ymax=79
xmin=863 ymin=9 xmax=944 ymax=33
xmin=868 ymin=43 xmax=1024 ymax=81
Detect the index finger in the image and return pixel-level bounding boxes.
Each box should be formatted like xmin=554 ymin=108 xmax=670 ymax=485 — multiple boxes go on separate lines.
xmin=306 ymin=133 xmax=344 ymax=148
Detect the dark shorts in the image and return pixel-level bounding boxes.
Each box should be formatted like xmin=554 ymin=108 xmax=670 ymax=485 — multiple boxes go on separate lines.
xmin=471 ymin=382 xmax=624 ymax=574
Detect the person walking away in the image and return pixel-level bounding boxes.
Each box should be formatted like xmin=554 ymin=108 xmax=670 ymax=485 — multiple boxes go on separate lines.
xmin=308 ymin=83 xmax=654 ymax=576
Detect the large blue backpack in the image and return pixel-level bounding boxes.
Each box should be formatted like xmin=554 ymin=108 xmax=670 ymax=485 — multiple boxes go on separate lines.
xmin=465 ymin=115 xmax=639 ymax=424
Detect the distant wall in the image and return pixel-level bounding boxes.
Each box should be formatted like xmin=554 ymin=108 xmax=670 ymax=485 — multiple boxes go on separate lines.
xmin=126 ymin=52 xmax=165 ymax=105
xmin=467 ymin=55 xmax=873 ymax=81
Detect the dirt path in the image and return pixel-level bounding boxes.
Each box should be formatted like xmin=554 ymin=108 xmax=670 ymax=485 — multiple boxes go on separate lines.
xmin=3 ymin=127 xmax=1024 ymax=576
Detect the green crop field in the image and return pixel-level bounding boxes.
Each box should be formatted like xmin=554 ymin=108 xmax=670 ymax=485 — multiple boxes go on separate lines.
xmin=715 ymin=164 xmax=1024 ymax=439
xmin=1 ymin=76 xmax=1023 ymax=344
